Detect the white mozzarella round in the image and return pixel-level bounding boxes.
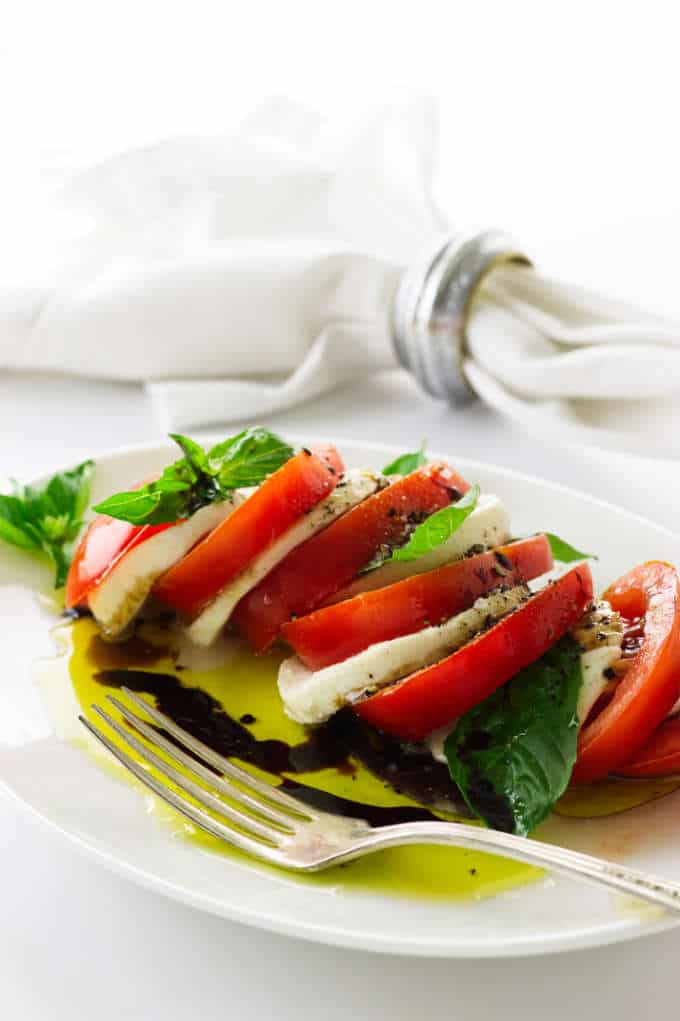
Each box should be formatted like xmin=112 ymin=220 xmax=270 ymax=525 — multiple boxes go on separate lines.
xmin=573 ymin=600 xmax=624 ymax=725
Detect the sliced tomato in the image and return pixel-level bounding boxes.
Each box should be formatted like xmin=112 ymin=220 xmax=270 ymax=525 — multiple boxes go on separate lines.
xmin=617 ymin=715 xmax=680 ymax=778
xmin=282 ymin=535 xmax=553 ymax=670
xmin=233 ymin=462 xmax=471 ymax=652
xmin=154 ymin=445 xmax=343 ymax=620
xmin=354 ymin=564 xmax=593 ymax=741
xmin=573 ymin=561 xmax=680 ymax=784
xmin=65 ymin=516 xmax=173 ymax=608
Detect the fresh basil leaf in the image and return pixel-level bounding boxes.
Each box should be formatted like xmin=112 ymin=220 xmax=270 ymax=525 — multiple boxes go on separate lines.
xmin=445 ymin=636 xmax=583 ymax=836
xmin=0 ymin=519 xmax=39 ymax=550
xmin=391 ymin=484 xmax=480 ymax=563
xmin=70 ymin=461 xmax=95 ymax=520
xmin=545 ymin=533 xmax=597 ymax=563
xmin=41 ymin=513 xmax=71 ymax=543
xmin=382 ymin=444 xmax=427 ymax=476
xmin=93 ymin=428 xmax=293 ymax=525
xmin=0 ymin=460 xmax=95 ymax=588
xmin=44 ymin=540 xmax=72 ymax=589
xmin=93 ymin=468 xmax=195 ymax=525
xmin=0 ymin=495 xmax=41 ymax=550
xmin=209 ymin=428 xmax=294 ymax=489
xmin=45 ymin=460 xmax=95 ymax=520
xmin=93 ymin=488 xmax=172 ymax=525
xmin=169 ymin=433 xmax=210 ymax=476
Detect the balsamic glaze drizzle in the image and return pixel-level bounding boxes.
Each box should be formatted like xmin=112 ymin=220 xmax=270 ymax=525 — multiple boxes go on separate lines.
xmin=94 ymin=667 xmax=469 ymax=826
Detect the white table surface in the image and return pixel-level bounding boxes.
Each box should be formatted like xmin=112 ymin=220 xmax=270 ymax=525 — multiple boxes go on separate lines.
xmin=1 ymin=368 xmax=679 ymax=1020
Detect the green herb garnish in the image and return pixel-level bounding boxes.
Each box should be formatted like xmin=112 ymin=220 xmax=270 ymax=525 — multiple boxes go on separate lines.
xmin=381 ymin=444 xmax=427 ymax=476
xmin=544 ymin=533 xmax=597 ymax=563
xmin=93 ymin=428 xmax=293 ymax=526
xmin=445 ymin=636 xmax=583 ymax=836
xmin=0 ymin=460 xmax=95 ymax=587
xmin=391 ymin=484 xmax=480 ymax=563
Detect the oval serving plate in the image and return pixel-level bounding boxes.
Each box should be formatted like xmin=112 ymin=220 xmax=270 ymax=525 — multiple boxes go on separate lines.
xmin=1 ymin=435 xmax=680 ymax=958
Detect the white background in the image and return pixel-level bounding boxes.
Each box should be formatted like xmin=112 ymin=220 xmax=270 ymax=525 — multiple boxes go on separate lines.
xmin=3 ymin=2 xmax=680 ymax=1017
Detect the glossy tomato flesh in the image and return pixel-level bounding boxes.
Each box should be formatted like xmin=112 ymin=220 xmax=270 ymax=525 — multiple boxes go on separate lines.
xmin=282 ymin=534 xmax=553 ymax=670
xmin=354 ymin=564 xmax=594 ymax=741
xmin=573 ymin=561 xmax=680 ymax=783
xmin=153 ymin=445 xmax=343 ymax=619
xmin=65 ymin=517 xmax=173 ymax=608
xmin=233 ymin=462 xmax=471 ymax=652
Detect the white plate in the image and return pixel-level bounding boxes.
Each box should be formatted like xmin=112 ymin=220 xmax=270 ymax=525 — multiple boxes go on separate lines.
xmin=2 ymin=435 xmax=680 ymax=958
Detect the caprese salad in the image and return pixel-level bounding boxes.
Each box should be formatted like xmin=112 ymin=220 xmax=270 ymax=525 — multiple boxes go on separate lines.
xmin=4 ymin=427 xmax=680 ymax=837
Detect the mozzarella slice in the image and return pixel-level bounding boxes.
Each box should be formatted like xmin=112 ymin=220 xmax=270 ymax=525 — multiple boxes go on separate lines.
xmin=187 ymin=470 xmax=381 ymax=647
xmin=278 ymin=585 xmax=529 ymax=725
xmin=327 ymin=493 xmax=511 ymax=604
xmin=573 ymin=600 xmax=624 ymax=725
xmin=88 ymin=495 xmax=244 ymax=638
xmin=574 ymin=603 xmax=680 ymax=723
xmin=426 ymin=724 xmax=456 ymax=764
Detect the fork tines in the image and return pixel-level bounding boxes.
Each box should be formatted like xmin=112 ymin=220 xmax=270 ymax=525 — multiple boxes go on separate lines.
xmin=80 ymin=687 xmax=314 ymax=860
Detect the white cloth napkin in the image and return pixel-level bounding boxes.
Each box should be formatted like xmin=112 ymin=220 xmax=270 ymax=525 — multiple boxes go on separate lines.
xmin=2 ymin=98 xmax=680 ymax=457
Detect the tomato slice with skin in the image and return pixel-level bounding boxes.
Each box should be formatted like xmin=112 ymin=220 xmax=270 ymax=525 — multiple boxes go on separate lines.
xmin=233 ymin=462 xmax=471 ymax=653
xmin=65 ymin=516 xmax=174 ymax=608
xmin=354 ymin=564 xmax=594 ymax=741
xmin=616 ymin=715 xmax=680 ymax=778
xmin=282 ymin=534 xmax=554 ymax=671
xmin=573 ymin=561 xmax=680 ymax=784
xmin=154 ymin=445 xmax=344 ymax=620
xmin=66 ymin=472 xmax=175 ymax=608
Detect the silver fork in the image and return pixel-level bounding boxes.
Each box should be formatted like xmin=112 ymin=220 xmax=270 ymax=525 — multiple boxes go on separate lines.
xmin=80 ymin=688 xmax=680 ymax=915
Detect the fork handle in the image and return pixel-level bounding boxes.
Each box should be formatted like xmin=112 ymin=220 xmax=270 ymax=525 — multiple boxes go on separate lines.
xmin=345 ymin=821 xmax=680 ymax=914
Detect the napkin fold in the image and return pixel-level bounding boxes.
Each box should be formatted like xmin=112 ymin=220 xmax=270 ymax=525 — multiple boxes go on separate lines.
xmin=2 ymin=97 xmax=680 ymax=456
xmin=467 ymin=265 xmax=680 ymax=457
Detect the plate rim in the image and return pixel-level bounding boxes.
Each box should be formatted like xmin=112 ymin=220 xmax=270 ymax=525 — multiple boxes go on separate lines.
xmin=2 ymin=432 xmax=680 ymax=958
xmin=32 ymin=428 xmax=680 ymax=546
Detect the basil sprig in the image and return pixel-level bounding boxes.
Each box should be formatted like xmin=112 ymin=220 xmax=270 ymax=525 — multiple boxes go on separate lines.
xmin=379 ymin=447 xmax=481 ymax=564
xmin=445 ymin=636 xmax=583 ymax=836
xmin=0 ymin=460 xmax=95 ymax=587
xmin=381 ymin=444 xmax=427 ymax=476
xmin=93 ymin=428 xmax=293 ymax=526
xmin=391 ymin=484 xmax=480 ymax=562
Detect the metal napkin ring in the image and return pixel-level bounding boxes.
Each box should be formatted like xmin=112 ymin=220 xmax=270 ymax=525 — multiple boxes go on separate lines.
xmin=391 ymin=231 xmax=532 ymax=403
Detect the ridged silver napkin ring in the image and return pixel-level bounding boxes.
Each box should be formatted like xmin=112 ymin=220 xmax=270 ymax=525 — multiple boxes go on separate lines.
xmin=391 ymin=231 xmax=532 ymax=403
